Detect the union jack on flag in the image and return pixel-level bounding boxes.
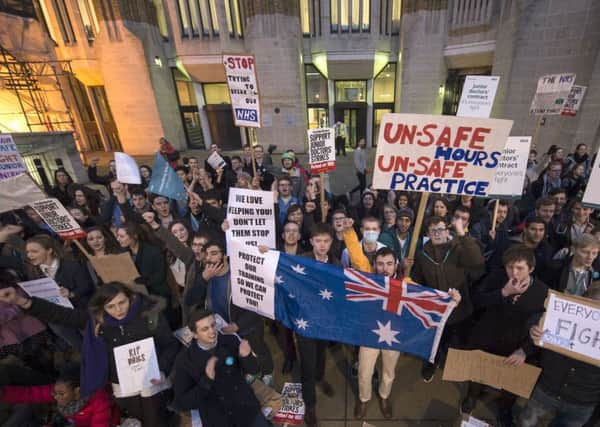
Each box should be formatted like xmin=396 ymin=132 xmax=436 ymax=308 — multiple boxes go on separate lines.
xmin=344 ymin=269 xmax=453 ymax=329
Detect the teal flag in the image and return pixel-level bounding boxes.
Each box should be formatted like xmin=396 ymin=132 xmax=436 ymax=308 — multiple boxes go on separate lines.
xmin=148 ymin=153 xmax=187 ymax=201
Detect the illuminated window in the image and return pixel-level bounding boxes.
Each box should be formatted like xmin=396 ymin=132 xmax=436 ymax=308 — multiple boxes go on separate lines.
xmin=300 ymin=0 xmax=310 ymax=35
xmin=178 ymin=0 xmax=219 ymax=38
xmin=177 ymin=0 xmax=190 ymax=37
xmin=391 ymin=0 xmax=401 ymax=34
xmin=38 ymin=0 xmax=58 ymax=43
xmin=305 ymin=65 xmax=328 ymax=104
xmin=373 ymin=63 xmax=396 ymax=103
xmin=331 ymin=0 xmax=368 ymax=33
xmin=335 ymin=81 xmax=366 ymax=102
xmin=225 ymin=0 xmax=243 ymax=38
xmin=380 ymin=0 xmax=401 ymax=34
xmin=203 ymin=84 xmax=231 ymax=104
xmin=51 ymin=0 xmax=77 ymax=44
xmin=76 ymin=0 xmax=100 ymax=40
xmin=308 ymin=108 xmax=329 ymax=129
xmin=152 ymin=0 xmax=169 ymax=40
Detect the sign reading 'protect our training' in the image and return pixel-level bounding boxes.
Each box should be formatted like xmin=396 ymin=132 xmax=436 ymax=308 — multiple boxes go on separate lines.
xmin=223 ymin=54 xmax=261 ymax=127
xmin=372 ymin=114 xmax=513 ymax=196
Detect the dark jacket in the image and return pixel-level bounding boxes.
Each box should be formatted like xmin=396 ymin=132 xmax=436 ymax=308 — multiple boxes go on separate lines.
xmin=47 ymin=185 xmax=73 ymax=207
xmin=173 ymin=334 xmax=260 ymax=427
xmin=469 ymin=273 xmax=547 ymax=356
xmin=134 ymin=241 xmax=171 ymax=299
xmin=26 ymin=259 xmax=94 ymax=308
xmin=25 ymin=295 xmax=179 ymax=385
xmin=88 ymin=165 xmax=116 ymax=188
xmin=378 ymin=228 xmax=415 ymax=262
xmin=412 ymin=235 xmax=484 ymax=325
xmin=544 ymin=254 xmax=594 ymax=294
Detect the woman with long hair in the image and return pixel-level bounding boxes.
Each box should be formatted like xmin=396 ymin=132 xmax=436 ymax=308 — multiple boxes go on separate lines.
xmin=70 ymin=184 xmax=102 ymax=216
xmin=0 ymin=282 xmax=179 ymax=427
xmin=139 ymin=165 xmax=152 ymax=189
xmin=48 ymin=168 xmax=74 ymax=207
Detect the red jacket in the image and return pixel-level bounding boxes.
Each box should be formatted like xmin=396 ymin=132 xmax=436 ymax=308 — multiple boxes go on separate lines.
xmin=0 ymin=385 xmax=119 ymax=426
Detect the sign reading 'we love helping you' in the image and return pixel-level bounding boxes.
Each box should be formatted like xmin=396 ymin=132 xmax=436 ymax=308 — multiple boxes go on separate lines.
xmin=372 ymin=114 xmax=513 ymax=196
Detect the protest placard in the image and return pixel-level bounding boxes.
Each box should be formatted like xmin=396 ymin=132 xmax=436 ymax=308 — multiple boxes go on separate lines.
xmin=87 ymin=253 xmax=145 ymax=292
xmin=173 ymin=326 xmax=194 ymax=347
xmin=461 ymin=416 xmax=490 ymax=427
xmin=18 ymin=277 xmax=73 ymax=308
xmin=0 ymin=173 xmax=47 ymax=212
xmin=223 ymin=53 xmax=261 ymax=127
xmin=536 ymin=290 xmax=600 ymax=367
xmin=228 ymin=239 xmax=279 ymax=320
xmin=148 ymin=153 xmax=187 ymax=201
xmin=372 ymin=114 xmax=513 ymax=196
xmin=443 ymin=349 xmax=541 ymax=398
xmin=113 ymin=337 xmax=161 ymax=395
xmin=115 ymin=152 xmax=141 ymax=184
xmin=31 ymin=198 xmax=86 ymax=240
xmin=272 ymin=382 xmax=305 ymax=425
xmin=530 ymin=73 xmax=576 ymax=115
xmin=561 ymin=85 xmax=587 ymax=116
xmin=207 ymin=151 xmax=227 ymax=170
xmin=226 ymin=187 xmax=275 ymax=249
xmin=307 ymin=128 xmax=336 ymax=174
xmin=487 ymin=136 xmax=532 ymax=198
xmin=582 ymin=149 xmax=600 ymax=209
xmin=0 ymin=134 xmax=26 ymax=181
xmin=456 ymin=75 xmax=500 ymax=118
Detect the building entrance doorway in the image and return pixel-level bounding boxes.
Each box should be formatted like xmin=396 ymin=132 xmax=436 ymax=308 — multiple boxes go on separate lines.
xmin=334 ymin=103 xmax=367 ymax=150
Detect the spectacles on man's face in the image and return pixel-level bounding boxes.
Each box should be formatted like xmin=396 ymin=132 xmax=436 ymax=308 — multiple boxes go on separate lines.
xmin=428 ymin=227 xmax=447 ymax=235
xmin=550 ymin=168 xmax=562 ymax=173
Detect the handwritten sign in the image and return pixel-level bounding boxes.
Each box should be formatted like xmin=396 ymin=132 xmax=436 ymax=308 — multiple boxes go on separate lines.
xmin=31 ymin=198 xmax=86 ymax=240
xmin=537 ymin=290 xmax=600 ymax=367
xmin=115 ymin=152 xmax=141 ymax=184
xmin=530 ymin=73 xmax=576 ymax=115
xmin=456 ymin=75 xmax=500 ymax=118
xmin=272 ymin=383 xmax=305 ymax=425
xmin=0 ymin=173 xmax=47 ymax=213
xmin=223 ymin=53 xmax=261 ymax=127
xmin=582 ymin=148 xmax=600 ymax=209
xmin=228 ymin=239 xmax=279 ymax=319
xmin=308 ymin=128 xmax=336 ymax=174
xmin=113 ymin=337 xmax=161 ymax=395
xmin=487 ymin=136 xmax=532 ymax=198
xmin=443 ymin=349 xmax=541 ymax=398
xmin=561 ymin=85 xmax=587 ymax=116
xmin=226 ymin=188 xmax=275 ymax=249
xmin=372 ymin=114 xmax=513 ymax=196
xmin=18 ymin=277 xmax=73 ymax=308
xmin=0 ymin=134 xmax=26 ymax=181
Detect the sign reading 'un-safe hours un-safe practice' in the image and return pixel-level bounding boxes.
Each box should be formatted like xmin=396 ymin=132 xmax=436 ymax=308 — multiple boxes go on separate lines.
xmin=223 ymin=54 xmax=261 ymax=128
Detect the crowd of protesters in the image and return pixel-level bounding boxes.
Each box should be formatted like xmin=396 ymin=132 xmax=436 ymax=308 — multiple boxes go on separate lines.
xmin=0 ymin=137 xmax=598 ymax=427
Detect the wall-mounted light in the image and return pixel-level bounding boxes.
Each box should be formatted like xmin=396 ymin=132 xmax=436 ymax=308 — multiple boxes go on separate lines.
xmin=154 ymin=56 xmax=163 ymax=67
xmin=438 ymin=84 xmax=445 ymax=96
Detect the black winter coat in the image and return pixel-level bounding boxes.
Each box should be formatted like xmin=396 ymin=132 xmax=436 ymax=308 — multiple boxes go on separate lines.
xmin=27 ymin=259 xmax=94 ymax=308
xmin=173 ymin=334 xmax=261 ymax=427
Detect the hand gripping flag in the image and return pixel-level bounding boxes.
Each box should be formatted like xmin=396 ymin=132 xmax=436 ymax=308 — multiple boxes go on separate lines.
xmin=148 ymin=152 xmax=187 ymax=201
xmin=228 ymin=240 xmax=456 ymax=363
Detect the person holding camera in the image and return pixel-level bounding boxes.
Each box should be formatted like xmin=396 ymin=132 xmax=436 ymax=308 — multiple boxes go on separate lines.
xmin=173 ymin=309 xmax=272 ymax=427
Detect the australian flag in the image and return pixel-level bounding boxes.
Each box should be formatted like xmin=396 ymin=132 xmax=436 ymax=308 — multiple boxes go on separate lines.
xmin=274 ymin=253 xmax=456 ymax=362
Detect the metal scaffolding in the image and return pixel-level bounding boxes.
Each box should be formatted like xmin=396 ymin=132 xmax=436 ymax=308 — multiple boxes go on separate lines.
xmin=0 ymin=44 xmax=75 ymax=132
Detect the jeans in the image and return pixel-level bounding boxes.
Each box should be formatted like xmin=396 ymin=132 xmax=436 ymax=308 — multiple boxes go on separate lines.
xmin=518 ymin=386 xmax=595 ymax=427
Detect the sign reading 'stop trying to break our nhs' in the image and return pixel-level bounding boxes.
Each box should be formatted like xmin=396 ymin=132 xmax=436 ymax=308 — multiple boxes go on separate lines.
xmin=223 ymin=54 xmax=262 ymax=128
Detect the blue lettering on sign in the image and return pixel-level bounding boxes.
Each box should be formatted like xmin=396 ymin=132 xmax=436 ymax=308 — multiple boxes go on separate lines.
xmin=434 ymin=146 xmax=501 ymax=168
xmin=235 ymin=108 xmax=258 ymax=122
xmin=389 ymin=173 xmax=488 ymax=196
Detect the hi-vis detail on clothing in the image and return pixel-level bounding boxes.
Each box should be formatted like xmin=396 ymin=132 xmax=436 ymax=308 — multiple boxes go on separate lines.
xmin=229 ymin=243 xmax=456 ymax=362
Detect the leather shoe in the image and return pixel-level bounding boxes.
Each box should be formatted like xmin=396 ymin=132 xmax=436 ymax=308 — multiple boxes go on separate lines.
xmin=304 ymin=405 xmax=317 ymax=426
xmin=318 ymin=380 xmax=335 ymax=397
xmin=379 ymin=396 xmax=392 ymax=419
xmin=354 ymin=400 xmax=368 ymax=419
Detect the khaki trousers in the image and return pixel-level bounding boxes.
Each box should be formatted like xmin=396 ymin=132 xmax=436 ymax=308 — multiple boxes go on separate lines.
xmin=358 ymin=346 xmax=400 ymax=402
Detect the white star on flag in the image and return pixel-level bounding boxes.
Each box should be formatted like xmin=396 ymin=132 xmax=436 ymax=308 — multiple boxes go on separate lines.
xmin=319 ymin=289 xmax=333 ymax=300
xmin=291 ymin=264 xmax=307 ymax=275
xmin=288 ymin=293 xmax=296 ymax=299
xmin=275 ymin=275 xmax=284 ymax=284
xmin=372 ymin=320 xmax=400 ymax=346
xmin=295 ymin=318 xmax=309 ymax=330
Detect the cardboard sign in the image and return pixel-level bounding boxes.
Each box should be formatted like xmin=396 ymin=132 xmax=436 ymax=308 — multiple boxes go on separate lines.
xmin=113 ymin=337 xmax=161 ymax=395
xmin=228 ymin=239 xmax=279 ymax=320
xmin=272 ymin=383 xmax=305 ymax=425
xmin=561 ymin=85 xmax=587 ymax=116
xmin=88 ymin=252 xmax=142 ymax=286
xmin=115 ymin=152 xmax=141 ymax=184
xmin=223 ymin=54 xmax=261 ymax=127
xmin=207 ymin=151 xmax=226 ymax=170
xmin=372 ymin=114 xmax=513 ymax=196
xmin=530 ymin=73 xmax=576 ymax=115
xmin=31 ymin=198 xmax=86 ymax=240
xmin=456 ymin=75 xmax=500 ymax=118
xmin=0 ymin=134 xmax=26 ymax=181
xmin=582 ymin=149 xmax=600 ymax=209
xmin=226 ymin=188 xmax=276 ymax=249
xmin=537 ymin=290 xmax=600 ymax=367
xmin=443 ymin=349 xmax=541 ymax=398
xmin=18 ymin=277 xmax=73 ymax=308
xmin=487 ymin=136 xmax=532 ymax=198
xmin=307 ymin=128 xmax=336 ymax=174
xmin=0 ymin=173 xmax=47 ymax=212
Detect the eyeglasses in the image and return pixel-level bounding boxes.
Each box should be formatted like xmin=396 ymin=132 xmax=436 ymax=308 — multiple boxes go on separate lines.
xmin=550 ymin=168 xmax=562 ymax=172
xmin=428 ymin=227 xmax=447 ymax=235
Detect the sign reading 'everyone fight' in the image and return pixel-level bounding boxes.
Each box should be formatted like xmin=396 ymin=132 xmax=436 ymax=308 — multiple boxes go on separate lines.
xmin=223 ymin=54 xmax=261 ymax=127
xmin=372 ymin=114 xmax=513 ymax=196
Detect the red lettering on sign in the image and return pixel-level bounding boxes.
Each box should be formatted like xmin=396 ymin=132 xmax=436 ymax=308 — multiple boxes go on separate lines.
xmin=470 ymin=127 xmax=490 ymax=150
xmin=453 ymin=126 xmax=471 ymax=147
